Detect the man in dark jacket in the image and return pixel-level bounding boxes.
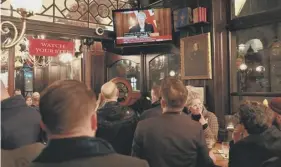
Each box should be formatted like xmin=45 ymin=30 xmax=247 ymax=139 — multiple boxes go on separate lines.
xmin=132 ymin=77 xmax=215 ymax=167
xmin=140 ymin=85 xmax=162 ymax=120
xmin=96 ymin=81 xmax=138 ymax=155
xmin=229 ymin=101 xmax=281 ymax=167
xmin=30 ymin=80 xmax=148 ymax=167
xmin=1 ymin=81 xmax=41 ymax=150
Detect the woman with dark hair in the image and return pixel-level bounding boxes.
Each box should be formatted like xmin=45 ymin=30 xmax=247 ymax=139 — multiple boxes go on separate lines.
xmin=25 ymin=96 xmax=32 ymax=107
xmin=229 ymin=101 xmax=281 ymax=167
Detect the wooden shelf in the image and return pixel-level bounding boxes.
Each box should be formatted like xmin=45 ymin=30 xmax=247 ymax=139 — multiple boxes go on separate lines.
xmin=230 ymin=92 xmax=281 ymax=97
xmin=177 ymin=22 xmax=210 ymax=30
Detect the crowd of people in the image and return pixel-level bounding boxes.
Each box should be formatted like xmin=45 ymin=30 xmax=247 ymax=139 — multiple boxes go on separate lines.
xmin=1 ymin=77 xmax=281 ymax=167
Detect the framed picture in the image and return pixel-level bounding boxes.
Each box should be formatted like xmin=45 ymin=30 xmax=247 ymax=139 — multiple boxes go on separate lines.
xmin=180 ymin=33 xmax=212 ymax=80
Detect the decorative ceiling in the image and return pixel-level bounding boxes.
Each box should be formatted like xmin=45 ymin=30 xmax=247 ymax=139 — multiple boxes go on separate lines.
xmin=1 ymin=0 xmax=137 ymax=30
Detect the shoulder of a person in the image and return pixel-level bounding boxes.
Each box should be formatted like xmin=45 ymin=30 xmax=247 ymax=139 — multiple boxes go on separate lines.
xmin=63 ymin=154 xmax=148 ymax=167
xmin=142 ymin=105 xmax=161 ymax=113
xmin=205 ymin=110 xmax=217 ymax=119
xmin=26 ymin=106 xmax=41 ymax=118
xmin=104 ymin=154 xmax=148 ymax=166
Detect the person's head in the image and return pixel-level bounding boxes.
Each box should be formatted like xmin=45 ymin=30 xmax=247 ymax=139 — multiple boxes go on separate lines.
xmin=238 ymin=101 xmax=269 ymax=135
xmin=14 ymin=89 xmax=21 ymax=96
xmin=151 ymin=85 xmax=161 ymax=104
xmin=25 ymin=96 xmax=32 ymax=106
xmin=160 ymin=77 xmax=188 ymax=113
xmin=32 ymin=92 xmax=40 ymax=106
xmin=101 ymin=81 xmax=119 ymax=101
xmin=185 ymin=86 xmax=203 ymax=115
xmin=136 ymin=12 xmax=147 ymax=28
xmin=1 ymin=80 xmax=10 ymax=101
xmin=39 ymin=80 xmax=97 ymax=139
xmin=193 ymin=43 xmax=199 ymax=51
xmin=269 ymin=97 xmax=281 ymax=129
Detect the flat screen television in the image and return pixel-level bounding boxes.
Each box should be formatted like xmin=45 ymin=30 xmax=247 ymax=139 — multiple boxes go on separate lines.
xmin=113 ymin=8 xmax=173 ymax=46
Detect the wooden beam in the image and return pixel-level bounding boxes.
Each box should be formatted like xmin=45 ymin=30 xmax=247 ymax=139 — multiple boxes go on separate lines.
xmin=1 ymin=16 xmax=114 ymax=40
xmin=82 ymin=45 xmax=91 ymax=90
xmin=227 ymin=8 xmax=281 ymax=31
xmin=212 ymin=0 xmax=229 ymax=128
xmin=8 ymin=47 xmax=15 ymax=96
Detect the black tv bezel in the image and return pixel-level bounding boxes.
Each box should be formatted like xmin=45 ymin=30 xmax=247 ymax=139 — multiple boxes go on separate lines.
xmin=112 ymin=7 xmax=173 ymax=47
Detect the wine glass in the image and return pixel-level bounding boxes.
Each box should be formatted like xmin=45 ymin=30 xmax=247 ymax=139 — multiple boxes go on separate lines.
xmin=221 ymin=142 xmax=229 ymax=159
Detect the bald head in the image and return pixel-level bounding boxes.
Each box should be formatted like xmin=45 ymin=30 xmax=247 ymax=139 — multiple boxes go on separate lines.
xmin=1 ymin=80 xmax=10 ymax=101
xmin=101 ymin=81 xmax=118 ymax=100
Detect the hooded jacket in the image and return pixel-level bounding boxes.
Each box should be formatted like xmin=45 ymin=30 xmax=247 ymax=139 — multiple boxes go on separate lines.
xmin=96 ymin=101 xmax=138 ymax=155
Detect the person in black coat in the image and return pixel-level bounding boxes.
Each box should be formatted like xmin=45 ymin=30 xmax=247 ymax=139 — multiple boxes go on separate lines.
xmin=1 ymin=81 xmax=41 ymax=150
xmin=30 ymin=80 xmax=148 ymax=167
xmin=140 ymin=85 xmax=162 ymax=121
xmin=130 ymin=93 xmax=152 ymax=115
xmin=229 ymin=101 xmax=281 ymax=167
xmin=132 ymin=77 xmax=215 ymax=167
xmin=96 ymin=81 xmax=139 ymax=156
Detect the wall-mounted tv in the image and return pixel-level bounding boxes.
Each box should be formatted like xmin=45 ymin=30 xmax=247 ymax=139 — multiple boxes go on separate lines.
xmin=113 ymin=8 xmax=173 ymax=46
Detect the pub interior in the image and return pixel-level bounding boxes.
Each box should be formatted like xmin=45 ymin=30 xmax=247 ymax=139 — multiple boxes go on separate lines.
xmin=1 ymin=0 xmax=281 ymax=167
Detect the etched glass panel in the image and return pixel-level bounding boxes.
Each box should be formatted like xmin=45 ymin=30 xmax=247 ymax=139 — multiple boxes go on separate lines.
xmin=108 ymin=59 xmax=141 ymax=90
xmin=149 ymin=54 xmax=180 ymax=89
xmin=230 ymin=23 xmax=281 ymax=93
xmin=1 ymin=0 xmax=135 ymax=30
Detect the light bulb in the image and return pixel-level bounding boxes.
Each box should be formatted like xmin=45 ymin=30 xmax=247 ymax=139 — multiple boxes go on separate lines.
xmin=169 ymin=70 xmax=176 ymax=76
xmin=256 ymin=66 xmax=265 ymax=72
xmin=239 ymin=63 xmax=247 ymax=71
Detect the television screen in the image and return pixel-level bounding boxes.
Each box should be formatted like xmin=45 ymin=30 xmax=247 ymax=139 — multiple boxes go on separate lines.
xmin=113 ymin=8 xmax=173 ymax=46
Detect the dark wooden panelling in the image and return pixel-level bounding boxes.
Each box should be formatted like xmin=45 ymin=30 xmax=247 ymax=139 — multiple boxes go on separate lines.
xmin=91 ymin=42 xmax=106 ymax=94
xmin=211 ymin=0 xmax=229 ymax=128
xmin=228 ymin=8 xmax=281 ymax=31
xmin=33 ymin=67 xmax=45 ymax=92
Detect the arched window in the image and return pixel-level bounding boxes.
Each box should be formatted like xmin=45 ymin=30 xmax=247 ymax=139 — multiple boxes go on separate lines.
xmin=148 ymin=53 xmax=180 ymax=89
xmin=130 ymin=77 xmax=137 ymax=90
xmin=108 ymin=59 xmax=140 ymax=90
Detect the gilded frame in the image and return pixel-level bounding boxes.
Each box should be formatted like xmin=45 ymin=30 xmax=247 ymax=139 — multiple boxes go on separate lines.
xmin=180 ymin=33 xmax=212 ymax=80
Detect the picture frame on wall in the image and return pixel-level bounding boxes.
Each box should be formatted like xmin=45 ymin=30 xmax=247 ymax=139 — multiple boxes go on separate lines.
xmin=180 ymin=33 xmax=212 ymax=80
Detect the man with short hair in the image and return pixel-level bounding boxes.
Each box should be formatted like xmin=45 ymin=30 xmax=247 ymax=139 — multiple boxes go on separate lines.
xmin=140 ymin=85 xmax=162 ymax=120
xmin=229 ymin=101 xmax=281 ymax=167
xmin=96 ymin=81 xmax=138 ymax=155
xmin=14 ymin=89 xmax=22 ymax=96
xmin=269 ymin=97 xmax=281 ymax=131
xmin=132 ymin=77 xmax=215 ymax=167
xmin=30 ymin=80 xmax=148 ymax=167
xmin=1 ymin=81 xmax=41 ymax=150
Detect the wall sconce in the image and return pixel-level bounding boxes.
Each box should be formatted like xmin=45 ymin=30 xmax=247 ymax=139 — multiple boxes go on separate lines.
xmin=169 ymin=70 xmax=176 ymax=76
xmin=239 ymin=63 xmax=248 ymax=71
xmin=1 ymin=0 xmax=42 ymax=49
